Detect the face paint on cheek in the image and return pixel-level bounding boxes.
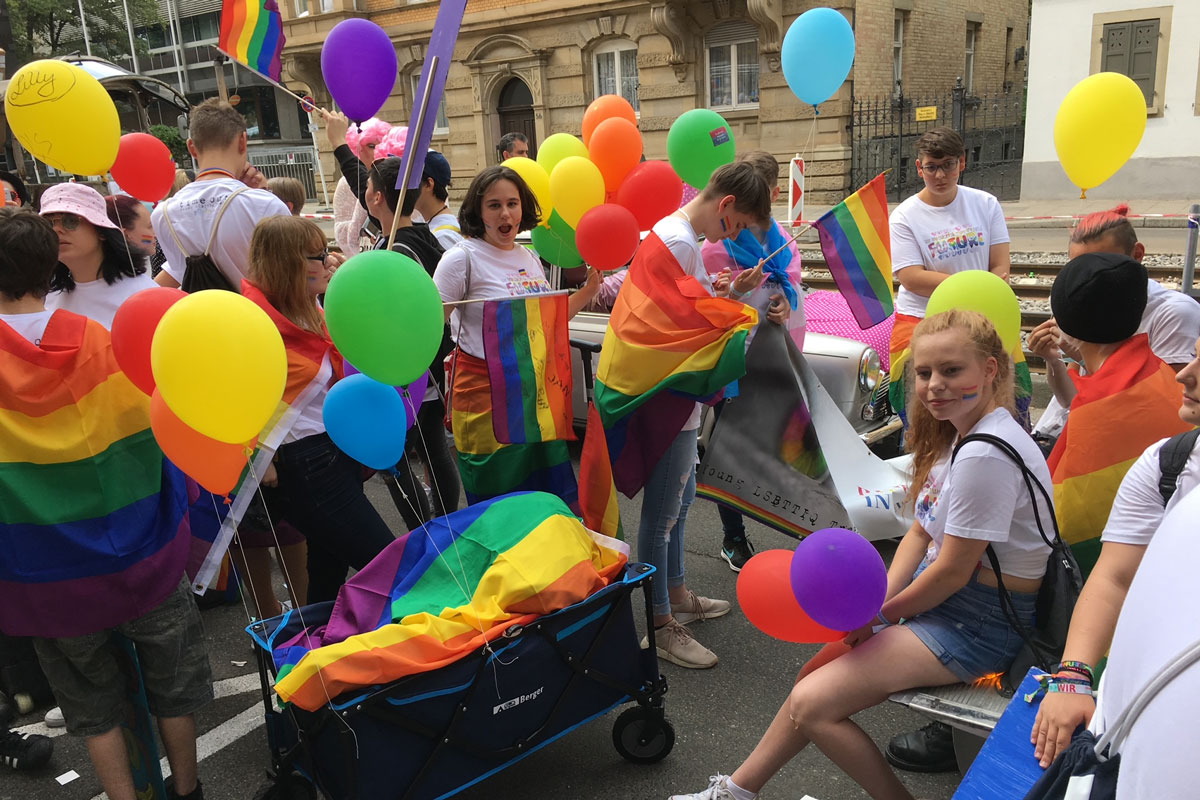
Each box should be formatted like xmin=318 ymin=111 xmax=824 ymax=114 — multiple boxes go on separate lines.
xmin=960 ymin=385 xmax=980 ymax=402
xmin=139 ymin=235 xmax=155 ymax=246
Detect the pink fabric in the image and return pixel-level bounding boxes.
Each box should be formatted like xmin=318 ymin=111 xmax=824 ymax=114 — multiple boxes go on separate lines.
xmin=804 ymin=290 xmax=896 ymax=370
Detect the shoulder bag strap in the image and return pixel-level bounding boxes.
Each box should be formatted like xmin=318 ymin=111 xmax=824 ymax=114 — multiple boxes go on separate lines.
xmin=1094 ymin=637 xmax=1200 ymax=760
xmin=204 ymin=186 xmax=251 ymax=255
xmin=444 ymin=244 xmax=472 ymax=404
xmin=158 ymin=199 xmax=191 ymax=258
xmin=1158 ymin=428 xmax=1200 ymax=506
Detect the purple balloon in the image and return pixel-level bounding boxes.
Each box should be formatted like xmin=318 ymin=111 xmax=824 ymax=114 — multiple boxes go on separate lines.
xmin=321 ymin=19 xmax=398 ymax=123
xmin=343 ymin=361 xmax=427 ymax=430
xmin=790 ymin=528 xmax=887 ymax=632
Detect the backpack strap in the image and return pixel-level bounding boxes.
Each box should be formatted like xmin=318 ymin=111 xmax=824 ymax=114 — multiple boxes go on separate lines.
xmin=1095 ymin=637 xmax=1200 ymax=760
xmin=204 ymin=186 xmax=251 ymax=255
xmin=158 ymin=198 xmax=191 ymax=258
xmin=1157 ymin=428 xmax=1200 ymax=506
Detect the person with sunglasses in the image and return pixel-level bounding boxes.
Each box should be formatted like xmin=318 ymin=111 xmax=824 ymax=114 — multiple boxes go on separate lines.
xmin=40 ymin=183 xmax=156 ymax=331
xmin=0 ymin=171 xmax=29 ymax=208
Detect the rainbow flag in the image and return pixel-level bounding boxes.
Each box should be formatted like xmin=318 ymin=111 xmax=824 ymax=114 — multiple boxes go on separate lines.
xmin=1048 ymin=334 xmax=1189 ymax=574
xmin=813 ymin=174 xmax=894 ymax=329
xmin=482 ymin=293 xmax=573 ymax=445
xmin=0 ymin=311 xmax=190 ymax=638
xmin=262 ymin=492 xmax=629 ymax=710
xmin=579 ymin=402 xmax=623 ymax=539
xmin=587 ymin=232 xmax=757 ymax=498
xmin=218 ymin=0 xmax=286 ymax=82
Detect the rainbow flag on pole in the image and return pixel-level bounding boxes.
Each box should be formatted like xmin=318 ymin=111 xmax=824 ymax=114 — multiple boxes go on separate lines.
xmin=218 ymin=0 xmax=286 ymax=82
xmin=264 ymin=492 xmax=629 ymax=710
xmin=813 ymin=174 xmax=894 ymax=329
xmin=482 ymin=293 xmax=573 ymax=445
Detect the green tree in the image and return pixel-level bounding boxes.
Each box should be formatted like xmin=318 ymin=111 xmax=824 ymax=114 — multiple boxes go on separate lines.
xmin=150 ymin=123 xmax=188 ymax=164
xmin=6 ymin=0 xmax=162 ymax=71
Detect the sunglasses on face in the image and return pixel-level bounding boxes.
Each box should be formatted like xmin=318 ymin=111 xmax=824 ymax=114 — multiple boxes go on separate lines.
xmin=44 ymin=212 xmax=82 ymax=231
xmin=3 ymin=189 xmax=19 ymax=206
xmin=919 ymin=160 xmax=960 ymax=176
xmin=306 ymin=250 xmax=330 ymax=264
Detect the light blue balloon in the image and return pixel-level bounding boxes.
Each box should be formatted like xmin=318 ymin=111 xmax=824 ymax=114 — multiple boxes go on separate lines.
xmin=781 ymin=8 xmax=856 ymax=108
xmin=323 ymin=373 xmax=408 ymax=470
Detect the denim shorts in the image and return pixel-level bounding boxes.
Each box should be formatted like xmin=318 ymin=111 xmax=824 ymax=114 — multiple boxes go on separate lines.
xmin=903 ymin=562 xmax=1036 ymax=683
xmin=33 ymin=578 xmax=213 ymax=737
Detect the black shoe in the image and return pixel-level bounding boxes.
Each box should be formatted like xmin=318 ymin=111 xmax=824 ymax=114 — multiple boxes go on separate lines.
xmin=885 ymin=720 xmax=959 ymax=773
xmin=0 ymin=730 xmax=53 ymax=771
xmin=720 ymin=536 xmax=755 ymax=572
xmin=167 ymin=777 xmax=205 ymax=800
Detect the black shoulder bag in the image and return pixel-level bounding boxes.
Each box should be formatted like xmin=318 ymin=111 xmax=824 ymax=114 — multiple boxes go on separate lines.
xmin=160 ymin=186 xmax=250 ymax=293
xmin=951 ymin=432 xmax=1084 ymax=696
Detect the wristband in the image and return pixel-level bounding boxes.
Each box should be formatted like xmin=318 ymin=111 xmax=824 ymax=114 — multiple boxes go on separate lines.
xmin=729 ymin=287 xmax=747 ymax=300
xmin=1055 ymin=660 xmax=1095 ymax=683
xmin=876 ymin=609 xmax=892 ymax=626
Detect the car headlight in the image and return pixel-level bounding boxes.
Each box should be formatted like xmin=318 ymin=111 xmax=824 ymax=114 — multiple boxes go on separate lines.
xmin=858 ymin=348 xmax=881 ymax=394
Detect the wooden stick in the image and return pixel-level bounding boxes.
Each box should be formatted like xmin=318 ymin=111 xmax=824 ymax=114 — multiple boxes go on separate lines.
xmin=216 ymin=48 xmax=320 ymax=111
xmin=762 ymin=224 xmax=811 ymax=264
xmin=444 ymin=290 xmax=569 ymax=308
xmin=386 ymin=55 xmax=438 ymax=252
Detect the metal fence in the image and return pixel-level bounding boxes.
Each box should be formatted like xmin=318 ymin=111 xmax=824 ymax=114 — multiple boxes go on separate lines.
xmin=850 ymin=81 xmax=1026 ymax=202
xmin=248 ymin=146 xmax=320 ymax=202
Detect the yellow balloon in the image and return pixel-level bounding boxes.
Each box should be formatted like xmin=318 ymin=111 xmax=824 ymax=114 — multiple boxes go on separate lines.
xmin=549 ymin=156 xmax=605 ymax=228
xmin=150 ymin=290 xmax=288 ymax=444
xmin=1054 ymin=72 xmax=1146 ymax=197
xmin=505 ymin=156 xmax=553 ymax=226
xmin=536 ymin=133 xmax=589 ymax=176
xmin=926 ymin=270 xmax=1021 ymax=355
xmin=3 ymin=60 xmax=120 ymax=175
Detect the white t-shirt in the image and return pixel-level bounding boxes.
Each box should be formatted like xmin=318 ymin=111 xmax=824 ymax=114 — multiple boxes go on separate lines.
xmin=1101 ymin=434 xmax=1200 ymax=545
xmin=285 ymin=383 xmax=330 ymax=444
xmin=45 ymin=273 xmax=157 ymax=330
xmin=433 ymin=238 xmax=553 ymax=359
xmin=890 ymin=186 xmax=1010 ymax=318
xmin=0 ymin=310 xmax=54 ymax=344
xmin=653 ymin=214 xmax=715 ymax=432
xmin=1097 ymin=486 xmax=1200 ymax=799
xmin=426 ymin=211 xmax=464 ymax=250
xmin=913 ymin=407 xmax=1053 ymax=579
xmin=1140 ymin=279 xmax=1200 ymax=365
xmin=152 ymin=177 xmax=290 ymax=287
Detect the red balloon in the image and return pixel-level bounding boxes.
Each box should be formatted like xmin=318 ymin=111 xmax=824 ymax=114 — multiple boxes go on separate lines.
xmin=576 ymin=204 xmax=640 ymax=270
xmin=588 ymin=117 xmax=643 ymax=192
xmin=110 ymin=133 xmax=177 ymax=203
xmin=112 ymin=287 xmax=187 ymax=395
xmin=151 ymin=390 xmax=253 ymax=496
xmin=616 ymin=161 xmax=684 ymax=230
xmin=736 ymin=549 xmax=845 ymax=644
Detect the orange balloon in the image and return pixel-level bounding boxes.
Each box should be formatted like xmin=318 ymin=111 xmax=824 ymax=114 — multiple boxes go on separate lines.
xmin=736 ymin=549 xmax=845 ymax=644
xmin=588 ymin=117 xmax=643 ymax=192
xmin=150 ymin=389 xmax=254 ymax=496
xmin=582 ymin=94 xmax=638 ymax=148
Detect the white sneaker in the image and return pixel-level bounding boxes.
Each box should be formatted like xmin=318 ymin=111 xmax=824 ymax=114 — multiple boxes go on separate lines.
xmin=640 ymin=618 xmax=718 ymax=669
xmin=671 ymin=590 xmax=731 ymax=625
xmin=44 ymin=706 xmax=65 ymax=728
xmin=669 ymin=774 xmax=749 ymax=800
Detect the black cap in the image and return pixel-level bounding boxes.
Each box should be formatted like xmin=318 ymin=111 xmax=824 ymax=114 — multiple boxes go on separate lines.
xmin=1051 ymin=252 xmax=1148 ymax=344
xmin=0 ymin=171 xmax=30 ymax=207
xmin=423 ymin=150 xmax=451 ymax=189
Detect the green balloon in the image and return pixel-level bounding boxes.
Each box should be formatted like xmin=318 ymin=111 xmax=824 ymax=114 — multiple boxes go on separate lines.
xmin=530 ymin=210 xmax=584 ymax=268
xmin=667 ymin=108 xmax=736 ymax=189
xmin=324 ymin=250 xmax=444 ymax=386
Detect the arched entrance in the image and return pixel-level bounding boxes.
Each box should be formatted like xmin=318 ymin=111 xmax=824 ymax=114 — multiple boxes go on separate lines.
xmin=496 ymin=77 xmax=536 ymax=160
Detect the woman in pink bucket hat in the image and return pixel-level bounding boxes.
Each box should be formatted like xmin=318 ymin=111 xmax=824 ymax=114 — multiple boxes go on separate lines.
xmin=40 ymin=183 xmax=156 ymax=330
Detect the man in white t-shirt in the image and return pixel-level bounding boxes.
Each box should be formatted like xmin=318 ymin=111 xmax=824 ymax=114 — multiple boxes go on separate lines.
xmin=152 ymin=98 xmax=290 ymax=289
xmin=1029 ymin=204 xmax=1200 ymax=445
xmin=412 ymin=151 xmax=463 ymax=250
xmin=887 ymin=127 xmax=1012 ymax=428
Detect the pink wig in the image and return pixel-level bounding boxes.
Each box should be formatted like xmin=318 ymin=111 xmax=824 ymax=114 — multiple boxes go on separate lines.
xmin=375 ymin=126 xmax=410 ymax=160
xmin=345 ymin=117 xmax=392 ymax=160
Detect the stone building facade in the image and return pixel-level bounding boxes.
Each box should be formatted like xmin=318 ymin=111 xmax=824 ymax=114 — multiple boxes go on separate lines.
xmin=280 ymin=0 xmax=1027 ymax=207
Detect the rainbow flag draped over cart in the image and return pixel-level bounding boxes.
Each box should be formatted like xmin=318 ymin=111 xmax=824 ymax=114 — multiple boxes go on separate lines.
xmin=266 ymin=492 xmax=628 ymax=711
xmin=218 ymin=0 xmax=286 ymax=81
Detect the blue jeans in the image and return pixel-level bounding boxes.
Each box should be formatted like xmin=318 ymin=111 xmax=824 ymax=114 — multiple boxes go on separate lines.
xmin=638 ymin=428 xmax=698 ymax=617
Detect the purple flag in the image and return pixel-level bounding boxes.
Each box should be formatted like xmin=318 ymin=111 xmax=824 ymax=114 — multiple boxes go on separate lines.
xmin=397 ymin=0 xmax=468 ymax=190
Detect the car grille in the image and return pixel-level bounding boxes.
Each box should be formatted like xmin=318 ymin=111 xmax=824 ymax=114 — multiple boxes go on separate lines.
xmin=871 ymin=372 xmax=891 ymax=418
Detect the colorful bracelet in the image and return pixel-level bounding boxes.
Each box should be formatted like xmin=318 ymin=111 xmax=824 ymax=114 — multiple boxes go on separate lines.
xmin=1056 ymin=661 xmax=1095 ymax=683
xmin=876 ymin=610 xmax=892 ymax=626
xmin=1045 ymin=682 xmax=1094 ymax=696
xmin=1024 ymin=673 xmax=1095 ymax=703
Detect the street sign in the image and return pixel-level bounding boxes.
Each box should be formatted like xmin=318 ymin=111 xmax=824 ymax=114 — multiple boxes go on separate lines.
xmin=300 ymin=94 xmax=317 ymax=114
xmin=915 ymin=105 xmax=937 ymax=122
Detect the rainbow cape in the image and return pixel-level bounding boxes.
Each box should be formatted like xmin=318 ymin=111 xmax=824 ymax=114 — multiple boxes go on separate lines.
xmin=584 ymin=232 xmax=757 ymax=500
xmin=0 ymin=311 xmax=190 ymax=638
xmin=262 ymin=492 xmax=629 ymax=710
xmin=191 ymin=281 xmax=339 ymax=592
xmin=218 ymin=0 xmax=286 ymax=82
xmin=813 ymin=174 xmax=894 ymax=329
xmin=1048 ymin=334 xmax=1189 ymax=574
xmin=482 ymin=293 xmax=573 ymax=444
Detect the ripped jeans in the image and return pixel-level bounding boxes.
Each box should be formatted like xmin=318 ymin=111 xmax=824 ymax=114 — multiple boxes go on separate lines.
xmin=638 ymin=427 xmax=698 ymax=617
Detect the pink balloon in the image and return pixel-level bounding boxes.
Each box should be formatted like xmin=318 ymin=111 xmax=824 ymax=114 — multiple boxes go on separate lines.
xmin=343 ymin=362 xmax=427 ymax=429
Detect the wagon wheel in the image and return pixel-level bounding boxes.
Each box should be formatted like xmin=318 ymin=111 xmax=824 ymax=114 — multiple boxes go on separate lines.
xmin=612 ymin=706 xmax=675 ymax=764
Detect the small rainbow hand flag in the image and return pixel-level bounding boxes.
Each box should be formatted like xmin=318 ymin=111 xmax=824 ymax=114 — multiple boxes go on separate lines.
xmin=814 ymin=174 xmax=894 ymax=329
xmin=482 ymin=293 xmax=574 ymax=445
xmin=219 ymin=0 xmax=286 ymax=82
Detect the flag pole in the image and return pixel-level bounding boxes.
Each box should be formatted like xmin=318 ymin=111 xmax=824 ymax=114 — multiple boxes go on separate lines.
xmin=386 ymin=54 xmax=437 ymax=252
xmin=215 ymin=47 xmax=321 ymax=110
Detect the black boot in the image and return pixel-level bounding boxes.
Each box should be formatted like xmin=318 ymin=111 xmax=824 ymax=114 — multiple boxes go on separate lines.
xmin=885 ymin=720 xmax=959 ymax=773
xmin=167 ymin=777 xmax=205 ymax=800
xmin=0 ymin=729 xmax=53 ymax=771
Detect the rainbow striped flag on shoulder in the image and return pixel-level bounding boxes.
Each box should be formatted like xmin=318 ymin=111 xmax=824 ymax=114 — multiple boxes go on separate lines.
xmin=813 ymin=174 xmax=894 ymax=329
xmin=219 ymin=0 xmax=286 ymax=82
xmin=482 ymin=292 xmax=574 ymax=445
xmin=0 ymin=312 xmax=190 ymax=639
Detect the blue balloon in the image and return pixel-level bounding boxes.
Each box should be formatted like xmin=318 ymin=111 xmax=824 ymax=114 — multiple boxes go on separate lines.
xmin=321 ymin=19 xmax=398 ymax=123
xmin=323 ymin=373 xmax=408 ymax=470
xmin=781 ymin=8 xmax=856 ymax=108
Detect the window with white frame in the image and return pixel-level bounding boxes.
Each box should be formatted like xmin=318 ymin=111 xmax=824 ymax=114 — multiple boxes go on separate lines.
xmin=706 ymin=21 xmax=759 ymax=109
xmin=412 ymin=73 xmax=450 ymax=135
xmin=964 ymin=22 xmax=980 ymax=93
xmin=593 ymin=39 xmax=639 ymax=112
xmin=893 ymin=11 xmax=907 ymax=94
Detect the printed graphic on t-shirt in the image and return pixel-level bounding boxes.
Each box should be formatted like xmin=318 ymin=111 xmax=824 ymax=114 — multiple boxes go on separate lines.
xmin=926 ymin=225 xmax=986 ymax=262
xmin=505 ymin=267 xmax=552 ymax=296
xmin=915 ymin=479 xmax=941 ymax=527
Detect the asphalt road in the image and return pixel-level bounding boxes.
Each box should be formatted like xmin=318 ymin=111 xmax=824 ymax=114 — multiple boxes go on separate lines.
xmin=5 ymin=462 xmax=970 ymax=800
